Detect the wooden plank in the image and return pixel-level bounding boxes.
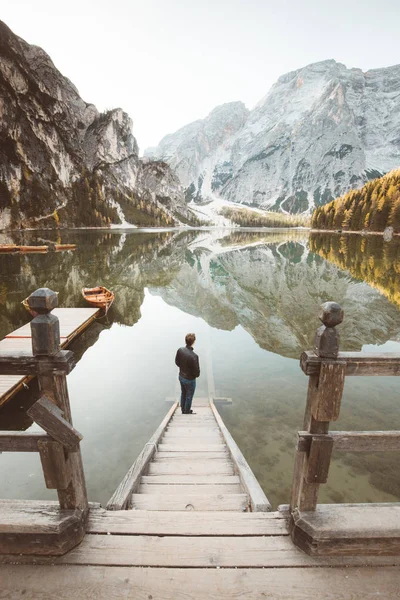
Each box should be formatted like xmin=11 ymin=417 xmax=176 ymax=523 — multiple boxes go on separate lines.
xmin=141 ymin=475 xmax=241 ymax=485
xmin=305 ymin=437 xmax=333 ymax=484
xmin=0 ymin=350 xmax=76 ymax=376
xmin=38 ymin=440 xmax=72 ymax=490
xmin=27 ymin=396 xmax=83 ymax=451
xmin=0 ymin=501 xmax=85 ymax=556
xmin=298 ymin=431 xmax=400 ymax=453
xmin=301 ymin=351 xmax=400 ymax=377
xmin=311 ymin=361 xmax=346 ymax=422
xmin=6 ymin=534 xmax=400 ymax=567
xmin=0 ymin=431 xmax=50 ymax=452
xmin=131 ymin=493 xmax=249 ymax=511
xmin=106 ymin=402 xmax=178 ymax=510
xmin=292 ymin=503 xmax=400 ymax=556
xmin=139 ymin=484 xmax=242 ymax=494
xmin=5 ymin=566 xmax=400 ymax=600
xmin=158 ymin=444 xmax=226 ymax=452
xmin=88 ymin=509 xmax=288 ymax=535
xmin=210 ymin=402 xmax=271 ymax=512
xmin=155 ymin=452 xmax=229 ymax=460
xmin=147 ymin=462 xmax=234 ymax=475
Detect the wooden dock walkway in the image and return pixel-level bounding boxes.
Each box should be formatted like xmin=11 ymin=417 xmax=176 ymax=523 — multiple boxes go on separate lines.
xmin=0 ymin=307 xmax=99 ymax=407
xmin=2 ymin=292 xmax=400 ymax=598
xmin=108 ymin=396 xmax=271 ymax=513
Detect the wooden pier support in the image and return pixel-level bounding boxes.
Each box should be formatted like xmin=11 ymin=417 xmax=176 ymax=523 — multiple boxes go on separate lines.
xmin=290 ymin=301 xmax=400 ymax=555
xmin=0 ymin=288 xmax=88 ymax=555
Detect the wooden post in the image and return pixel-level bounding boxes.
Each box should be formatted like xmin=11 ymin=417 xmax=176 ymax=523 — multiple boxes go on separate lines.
xmin=27 ymin=288 xmax=88 ymax=513
xmin=290 ymin=301 xmax=345 ymax=512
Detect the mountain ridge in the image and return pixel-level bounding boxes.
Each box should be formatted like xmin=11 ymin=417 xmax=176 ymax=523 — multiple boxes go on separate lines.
xmin=148 ymin=59 xmax=400 ymax=215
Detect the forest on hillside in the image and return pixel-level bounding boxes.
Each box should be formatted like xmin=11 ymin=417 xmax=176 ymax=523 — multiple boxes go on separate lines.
xmin=311 ymin=169 xmax=400 ymax=233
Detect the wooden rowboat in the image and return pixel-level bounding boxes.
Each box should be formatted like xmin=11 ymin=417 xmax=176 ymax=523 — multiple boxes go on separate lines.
xmin=0 ymin=244 xmax=19 ymax=253
xmin=19 ymin=245 xmax=48 ymax=253
xmin=55 ymin=244 xmax=76 ymax=251
xmin=82 ymin=286 xmax=114 ymax=312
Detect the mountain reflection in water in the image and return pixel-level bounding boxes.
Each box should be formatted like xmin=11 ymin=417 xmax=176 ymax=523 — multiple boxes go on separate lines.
xmin=1 ymin=228 xmax=400 ymax=508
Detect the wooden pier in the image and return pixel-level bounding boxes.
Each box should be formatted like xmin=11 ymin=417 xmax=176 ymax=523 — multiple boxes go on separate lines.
xmin=1 ymin=291 xmax=400 ymax=598
xmin=0 ymin=307 xmax=99 ymax=407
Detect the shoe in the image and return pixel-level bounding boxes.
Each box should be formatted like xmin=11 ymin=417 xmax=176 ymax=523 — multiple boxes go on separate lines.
xmin=187 ymin=410 xmax=196 ymax=414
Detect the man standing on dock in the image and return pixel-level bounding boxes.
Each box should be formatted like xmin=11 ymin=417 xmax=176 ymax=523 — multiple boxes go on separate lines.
xmin=175 ymin=333 xmax=200 ymax=414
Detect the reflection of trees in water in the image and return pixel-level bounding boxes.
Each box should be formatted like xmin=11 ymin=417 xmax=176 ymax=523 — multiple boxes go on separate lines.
xmin=310 ymin=233 xmax=400 ymax=308
xmin=0 ymin=230 xmax=197 ymax=338
xmin=218 ymin=229 xmax=308 ymax=247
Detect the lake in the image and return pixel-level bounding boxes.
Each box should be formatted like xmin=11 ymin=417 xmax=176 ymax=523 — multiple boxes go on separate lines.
xmin=1 ymin=228 xmax=400 ymax=508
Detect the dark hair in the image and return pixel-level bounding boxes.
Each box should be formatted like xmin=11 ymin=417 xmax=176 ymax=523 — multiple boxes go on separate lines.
xmin=185 ymin=333 xmax=196 ymax=346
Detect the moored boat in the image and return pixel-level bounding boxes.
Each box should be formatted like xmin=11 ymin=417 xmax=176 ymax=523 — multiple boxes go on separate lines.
xmin=19 ymin=245 xmax=48 ymax=253
xmin=0 ymin=245 xmax=19 ymax=253
xmin=82 ymin=286 xmax=114 ymax=312
xmin=55 ymin=244 xmax=76 ymax=251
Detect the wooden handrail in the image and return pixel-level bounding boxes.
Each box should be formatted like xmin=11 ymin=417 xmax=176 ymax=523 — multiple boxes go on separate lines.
xmin=0 ymin=432 xmax=51 ymax=452
xmin=290 ymin=301 xmax=400 ymax=514
xmin=0 ymin=350 xmax=76 ymax=376
xmin=300 ymin=351 xmax=400 ymax=376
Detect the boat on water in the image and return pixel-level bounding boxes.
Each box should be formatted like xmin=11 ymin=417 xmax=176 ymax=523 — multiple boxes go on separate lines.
xmin=19 ymin=245 xmax=48 ymax=253
xmin=0 ymin=245 xmax=19 ymax=253
xmin=82 ymin=286 xmax=114 ymax=312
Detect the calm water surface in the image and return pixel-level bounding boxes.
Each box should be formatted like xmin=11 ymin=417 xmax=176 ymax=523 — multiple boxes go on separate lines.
xmin=1 ymin=228 xmax=400 ymax=508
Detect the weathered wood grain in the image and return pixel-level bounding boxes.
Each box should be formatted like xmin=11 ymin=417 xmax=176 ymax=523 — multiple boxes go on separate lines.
xmin=147 ymin=461 xmax=235 ymax=475
xmin=4 ymin=565 xmax=400 ymax=600
xmin=305 ymin=437 xmax=333 ymax=484
xmin=155 ymin=451 xmax=229 ymax=460
xmin=27 ymin=396 xmax=82 ymax=451
xmin=141 ymin=475 xmax=241 ymax=485
xmin=298 ymin=431 xmax=400 ymax=453
xmin=4 ymin=534 xmax=400 ymax=568
xmin=139 ymin=483 xmax=242 ymax=494
xmin=210 ymin=402 xmax=271 ymax=512
xmin=37 ymin=440 xmax=72 ymax=490
xmin=88 ymin=509 xmax=289 ymax=536
xmin=0 ymin=431 xmax=50 ymax=452
xmin=131 ymin=493 xmax=249 ymax=512
xmin=311 ymin=361 xmax=345 ymax=422
xmin=0 ymin=501 xmax=85 ymax=556
xmin=301 ymin=351 xmax=400 ymax=377
xmin=106 ymin=402 xmax=178 ymax=510
xmin=158 ymin=444 xmax=226 ymax=452
xmin=0 ymin=350 xmax=75 ymax=376
xmin=292 ymin=503 xmax=400 ymax=556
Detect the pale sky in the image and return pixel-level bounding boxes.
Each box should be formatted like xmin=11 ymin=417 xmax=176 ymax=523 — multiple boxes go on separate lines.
xmin=1 ymin=0 xmax=399 ymax=152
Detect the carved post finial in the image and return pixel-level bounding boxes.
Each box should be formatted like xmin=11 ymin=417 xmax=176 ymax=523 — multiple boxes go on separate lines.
xmin=28 ymin=288 xmax=60 ymax=356
xmin=314 ymin=301 xmax=343 ymax=358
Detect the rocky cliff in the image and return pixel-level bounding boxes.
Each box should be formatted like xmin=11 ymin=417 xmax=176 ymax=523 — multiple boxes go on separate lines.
xmin=0 ymin=21 xmax=196 ymax=229
xmin=149 ymin=60 xmax=400 ymax=214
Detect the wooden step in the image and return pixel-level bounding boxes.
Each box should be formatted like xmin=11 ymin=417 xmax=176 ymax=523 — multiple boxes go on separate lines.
xmin=147 ymin=462 xmax=235 ymax=475
xmin=131 ymin=493 xmax=249 ymax=511
xmin=158 ymin=444 xmax=227 ymax=452
xmin=139 ymin=484 xmax=242 ymax=494
xmin=4 ymin=565 xmax=400 ymax=599
xmin=12 ymin=534 xmax=400 ymax=568
xmin=88 ymin=509 xmax=288 ymax=536
xmin=141 ymin=475 xmax=241 ymax=485
xmin=155 ymin=451 xmax=229 ymax=460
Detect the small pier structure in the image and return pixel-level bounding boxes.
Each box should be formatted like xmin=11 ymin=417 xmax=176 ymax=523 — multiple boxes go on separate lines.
xmin=0 ymin=306 xmax=99 ymax=407
xmin=1 ymin=291 xmax=400 ymax=598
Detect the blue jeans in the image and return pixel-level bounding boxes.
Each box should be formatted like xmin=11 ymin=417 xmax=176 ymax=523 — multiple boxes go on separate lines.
xmin=179 ymin=375 xmax=196 ymax=413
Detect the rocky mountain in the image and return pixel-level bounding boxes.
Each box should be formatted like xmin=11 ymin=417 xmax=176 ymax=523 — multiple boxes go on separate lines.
xmin=0 ymin=21 xmax=197 ymax=230
xmin=148 ymin=60 xmax=400 ymax=214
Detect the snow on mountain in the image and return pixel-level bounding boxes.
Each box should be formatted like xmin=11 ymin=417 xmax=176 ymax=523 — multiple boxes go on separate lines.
xmin=148 ymin=60 xmax=400 ymax=214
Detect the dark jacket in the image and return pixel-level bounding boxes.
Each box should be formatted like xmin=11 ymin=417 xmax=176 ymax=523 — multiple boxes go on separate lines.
xmin=175 ymin=345 xmax=200 ymax=380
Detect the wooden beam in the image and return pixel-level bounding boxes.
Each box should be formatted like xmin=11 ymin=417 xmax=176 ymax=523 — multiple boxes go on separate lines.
xmin=0 ymin=350 xmax=76 ymax=376
xmin=300 ymin=351 xmax=400 ymax=377
xmin=298 ymin=431 xmax=400 ymax=453
xmin=311 ymin=361 xmax=345 ymax=422
xmin=106 ymin=402 xmax=178 ymax=510
xmin=0 ymin=431 xmax=50 ymax=452
xmin=38 ymin=440 xmax=72 ymax=490
xmin=27 ymin=396 xmax=83 ymax=451
xmin=305 ymin=437 xmax=333 ymax=484
xmin=209 ymin=401 xmax=272 ymax=512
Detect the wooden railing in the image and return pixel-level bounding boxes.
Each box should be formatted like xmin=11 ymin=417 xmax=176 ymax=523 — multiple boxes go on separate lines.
xmin=290 ymin=301 xmax=400 ymax=554
xmin=0 ymin=288 xmax=88 ymax=555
